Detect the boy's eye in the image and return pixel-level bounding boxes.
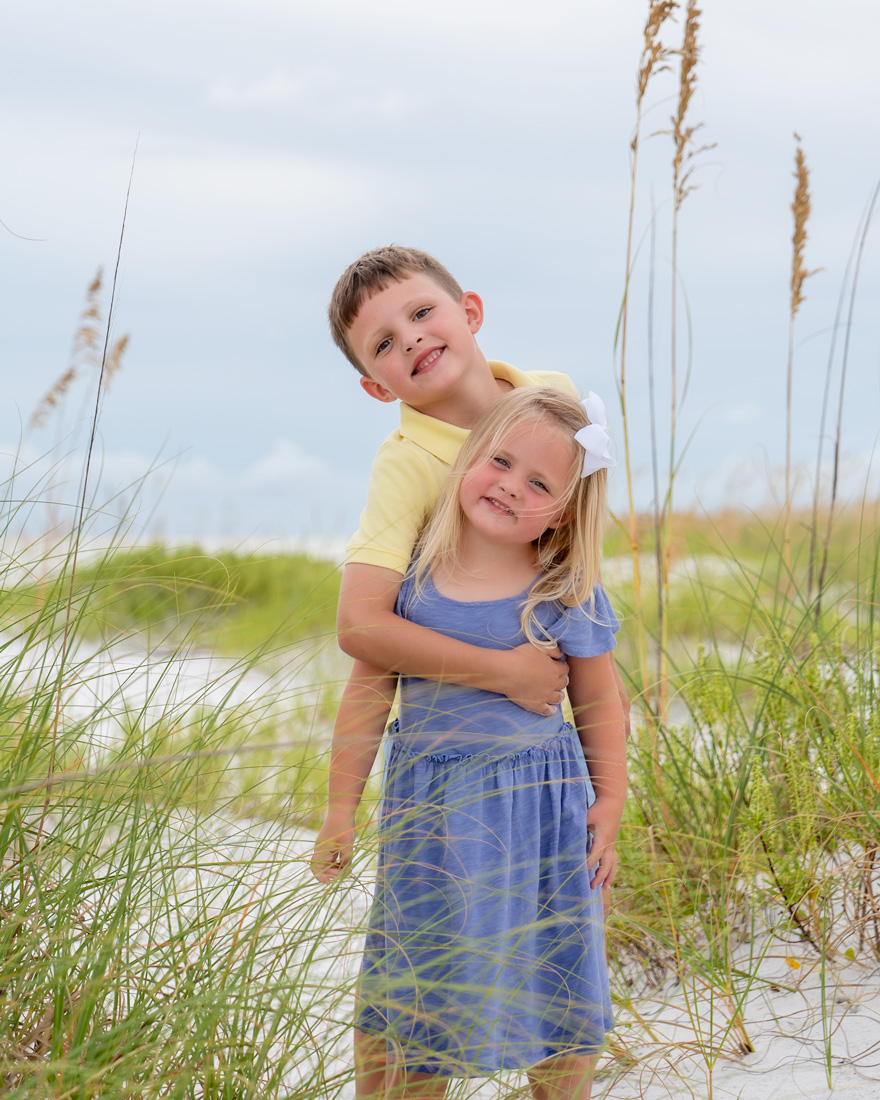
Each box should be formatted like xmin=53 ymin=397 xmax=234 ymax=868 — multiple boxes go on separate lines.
xmin=375 ymin=337 xmax=391 ymax=356
xmin=413 ymin=307 xmax=432 ymax=320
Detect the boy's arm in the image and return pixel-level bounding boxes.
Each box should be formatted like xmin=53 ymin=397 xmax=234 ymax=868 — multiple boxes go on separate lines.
xmin=567 ymin=651 xmax=628 ymax=890
xmin=337 ymin=562 xmax=570 ymax=715
xmin=310 ymin=659 xmax=398 ymax=883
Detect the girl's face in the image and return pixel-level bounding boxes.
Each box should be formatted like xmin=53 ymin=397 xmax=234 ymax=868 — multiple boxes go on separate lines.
xmin=458 ymin=417 xmax=574 ymax=546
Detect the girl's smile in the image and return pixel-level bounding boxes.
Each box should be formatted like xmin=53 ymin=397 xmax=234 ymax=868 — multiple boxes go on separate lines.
xmin=459 ymin=418 xmax=573 ymax=546
xmin=482 ymin=495 xmax=516 ymax=517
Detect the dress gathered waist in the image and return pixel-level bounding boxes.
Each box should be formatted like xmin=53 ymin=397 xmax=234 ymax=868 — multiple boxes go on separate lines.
xmin=385 ymin=718 xmax=582 ymax=765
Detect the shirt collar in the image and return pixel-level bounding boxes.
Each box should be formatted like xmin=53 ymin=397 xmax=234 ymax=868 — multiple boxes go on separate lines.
xmin=398 ymin=361 xmax=532 ymax=463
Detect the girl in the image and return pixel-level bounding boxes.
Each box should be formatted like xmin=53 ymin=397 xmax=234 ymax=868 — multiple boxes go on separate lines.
xmin=312 ymin=388 xmax=627 ymax=1100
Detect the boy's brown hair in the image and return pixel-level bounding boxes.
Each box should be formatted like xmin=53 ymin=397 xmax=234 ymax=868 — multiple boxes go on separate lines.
xmin=328 ymin=245 xmax=464 ymax=375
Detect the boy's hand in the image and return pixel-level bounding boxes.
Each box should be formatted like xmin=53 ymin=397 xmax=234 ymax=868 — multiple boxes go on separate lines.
xmin=585 ymin=797 xmax=623 ymax=890
xmin=311 ymin=812 xmax=357 ymax=883
xmin=503 ymin=644 xmax=570 ymax=715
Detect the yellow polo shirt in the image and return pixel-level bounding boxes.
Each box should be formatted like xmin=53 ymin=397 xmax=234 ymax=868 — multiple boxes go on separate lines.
xmin=345 ymin=361 xmax=579 ymax=575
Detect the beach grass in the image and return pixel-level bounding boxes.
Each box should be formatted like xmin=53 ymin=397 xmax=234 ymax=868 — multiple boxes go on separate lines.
xmin=3 ymin=0 xmax=878 ymax=1091
xmin=0 ymin=543 xmax=341 ymax=657
xmin=0 ymin=525 xmax=370 ymax=1096
xmin=2 ymin=498 xmax=878 ymax=1096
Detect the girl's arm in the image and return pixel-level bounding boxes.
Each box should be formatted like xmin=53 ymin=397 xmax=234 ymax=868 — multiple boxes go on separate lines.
xmin=310 ymin=659 xmax=398 ymax=883
xmin=611 ymin=658 xmax=632 ymax=741
xmin=567 ymin=651 xmax=628 ymax=890
xmin=337 ymin=563 xmax=569 ymax=715
xmin=595 ymin=569 xmax=632 ymax=741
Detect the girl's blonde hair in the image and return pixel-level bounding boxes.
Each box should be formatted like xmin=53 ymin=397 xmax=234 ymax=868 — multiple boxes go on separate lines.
xmin=413 ymin=387 xmax=609 ymax=648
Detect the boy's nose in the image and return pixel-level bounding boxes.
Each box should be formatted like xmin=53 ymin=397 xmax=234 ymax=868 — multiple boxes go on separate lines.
xmin=404 ymin=336 xmax=422 ymax=353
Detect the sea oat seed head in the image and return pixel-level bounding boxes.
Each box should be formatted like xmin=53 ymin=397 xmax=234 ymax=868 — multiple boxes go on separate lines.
xmin=637 ymin=1 xmax=678 ymax=105
xmin=102 ymin=334 xmax=130 ymax=392
xmin=29 ymin=367 xmax=78 ymax=429
xmin=790 ymin=137 xmax=816 ymax=318
xmin=669 ymin=0 xmax=715 ymax=210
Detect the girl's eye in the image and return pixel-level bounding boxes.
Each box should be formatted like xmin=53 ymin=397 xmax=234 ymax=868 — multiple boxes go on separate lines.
xmin=375 ymin=337 xmax=391 ymax=355
xmin=414 ymin=307 xmax=432 ymax=320
xmin=531 ymin=480 xmax=550 ymax=493
xmin=491 ymin=455 xmax=510 ymax=468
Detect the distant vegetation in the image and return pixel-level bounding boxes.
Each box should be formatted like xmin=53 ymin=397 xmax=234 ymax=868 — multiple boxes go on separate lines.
xmin=1 ymin=545 xmax=342 ymax=656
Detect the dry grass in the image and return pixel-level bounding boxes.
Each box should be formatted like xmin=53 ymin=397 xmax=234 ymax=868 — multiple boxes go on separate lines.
xmin=635 ymin=2 xmax=678 ymax=105
xmin=784 ymin=137 xmax=819 ymax=578
xmin=618 ymin=0 xmax=679 ymax=716
xmin=670 ymin=1 xmax=711 ymax=213
xmin=29 ymin=268 xmax=130 ymax=431
xmin=655 ymin=0 xmax=715 ymax=720
xmin=789 ymin=139 xmax=815 ymax=319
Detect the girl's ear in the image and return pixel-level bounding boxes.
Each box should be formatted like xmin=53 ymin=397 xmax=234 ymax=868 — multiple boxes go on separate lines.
xmin=359 ymin=376 xmax=398 ymax=404
xmin=545 ymin=507 xmax=571 ymax=533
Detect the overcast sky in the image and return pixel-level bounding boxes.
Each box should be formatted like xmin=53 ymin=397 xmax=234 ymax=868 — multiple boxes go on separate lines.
xmin=2 ymin=0 xmax=878 ymax=549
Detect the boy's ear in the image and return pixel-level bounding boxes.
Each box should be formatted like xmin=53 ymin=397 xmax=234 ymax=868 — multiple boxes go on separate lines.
xmin=461 ymin=291 xmax=484 ymax=334
xmin=359 ymin=376 xmax=399 ymax=404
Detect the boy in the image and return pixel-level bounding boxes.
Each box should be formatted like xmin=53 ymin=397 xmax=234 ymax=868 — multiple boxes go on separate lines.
xmin=331 ymin=245 xmax=589 ymax=712
xmin=317 ymin=246 xmax=627 ymax=1096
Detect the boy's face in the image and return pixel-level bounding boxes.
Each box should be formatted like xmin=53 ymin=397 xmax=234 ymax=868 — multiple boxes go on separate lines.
xmin=347 ymin=274 xmax=484 ymax=411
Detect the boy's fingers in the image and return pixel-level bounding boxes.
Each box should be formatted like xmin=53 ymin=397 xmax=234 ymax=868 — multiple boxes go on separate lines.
xmin=311 ymin=846 xmax=344 ymax=877
xmin=312 ymin=844 xmax=354 ymax=878
xmin=507 ymin=644 xmax=570 ymax=712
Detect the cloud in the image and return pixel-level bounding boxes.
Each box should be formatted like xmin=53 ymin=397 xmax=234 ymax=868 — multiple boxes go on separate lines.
xmin=346 ymin=92 xmax=407 ymax=116
xmin=240 ymin=440 xmax=327 ymax=489
xmin=1 ymin=438 xmax=363 ymax=544
xmin=209 ymin=73 xmax=304 ymax=105
xmin=722 ymin=403 xmax=761 ymax=425
xmin=3 ymin=0 xmax=878 ymax=551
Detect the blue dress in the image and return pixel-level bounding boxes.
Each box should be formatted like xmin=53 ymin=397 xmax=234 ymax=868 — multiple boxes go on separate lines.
xmin=357 ymin=573 xmax=619 ymax=1078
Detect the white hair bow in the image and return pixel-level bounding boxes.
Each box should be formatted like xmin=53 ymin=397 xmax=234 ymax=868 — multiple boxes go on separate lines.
xmin=574 ymin=391 xmax=616 ymax=478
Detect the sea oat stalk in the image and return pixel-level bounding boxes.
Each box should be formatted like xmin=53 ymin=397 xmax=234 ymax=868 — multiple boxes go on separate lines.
xmin=618 ymin=0 xmax=678 ymax=723
xmin=784 ymin=137 xmax=817 ymax=581
xmin=38 ymin=152 xmax=137 ymax=836
xmin=815 ymin=180 xmax=879 ymax=613
xmin=29 ymin=270 xmax=129 ymax=578
xmin=658 ymin=0 xmax=712 ymax=718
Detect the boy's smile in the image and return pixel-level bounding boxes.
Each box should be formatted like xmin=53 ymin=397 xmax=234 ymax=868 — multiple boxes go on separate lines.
xmin=349 ymin=274 xmax=484 ymax=411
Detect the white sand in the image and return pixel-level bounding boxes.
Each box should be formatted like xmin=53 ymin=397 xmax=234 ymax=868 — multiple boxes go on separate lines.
xmin=603 ymin=942 xmax=880 ymax=1099
xmin=181 ymin=819 xmax=880 ymax=1099
xmin=8 ymin=631 xmax=879 ymax=1097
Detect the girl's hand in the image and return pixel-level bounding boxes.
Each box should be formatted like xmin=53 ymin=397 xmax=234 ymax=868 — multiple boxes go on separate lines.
xmin=586 ymin=797 xmax=623 ymax=890
xmin=311 ymin=812 xmax=356 ymax=883
xmin=586 ymin=837 xmax=618 ymax=890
